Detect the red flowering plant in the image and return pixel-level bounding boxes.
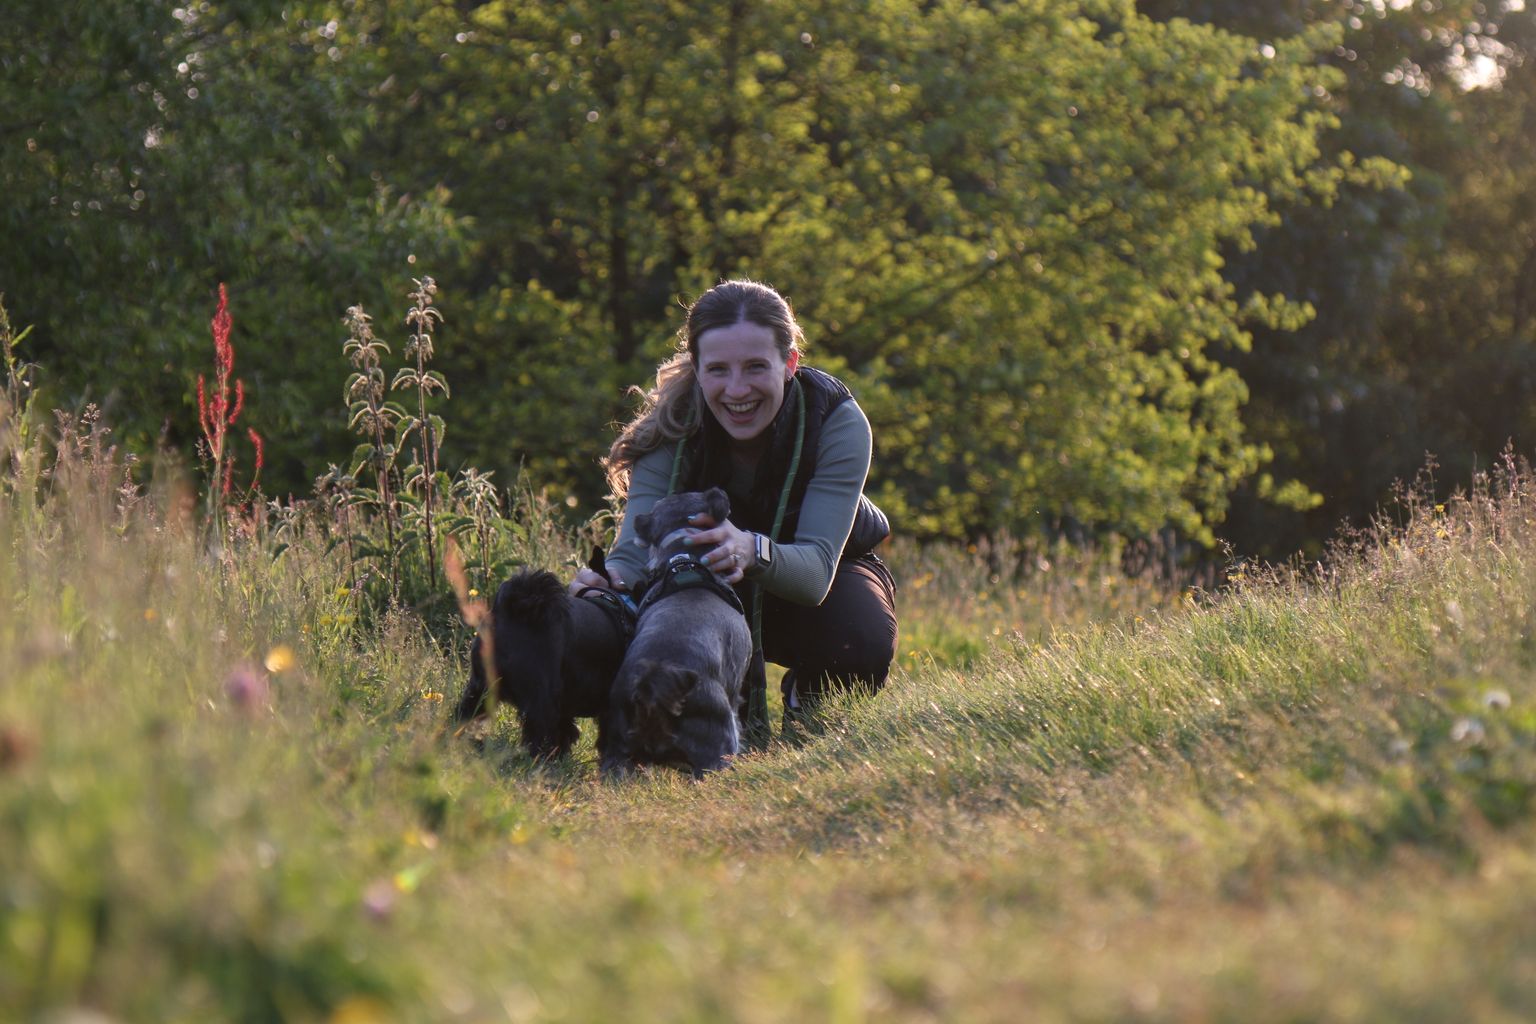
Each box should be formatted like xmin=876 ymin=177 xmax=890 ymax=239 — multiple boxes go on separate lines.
xmin=197 ymin=283 xmax=262 ymax=522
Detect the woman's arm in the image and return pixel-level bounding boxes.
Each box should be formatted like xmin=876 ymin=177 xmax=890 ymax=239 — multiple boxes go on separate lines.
xmin=748 ymin=400 xmax=872 ymax=605
xmin=601 ymin=443 xmax=677 ymax=589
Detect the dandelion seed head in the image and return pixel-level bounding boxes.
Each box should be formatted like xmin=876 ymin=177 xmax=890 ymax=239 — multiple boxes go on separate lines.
xmin=1483 ymin=689 xmax=1512 ymax=711
xmin=1450 ymin=717 xmax=1485 ymax=745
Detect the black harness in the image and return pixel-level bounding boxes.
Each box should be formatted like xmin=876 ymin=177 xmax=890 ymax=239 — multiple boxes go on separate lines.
xmin=573 ymin=585 xmax=639 ymax=644
xmin=631 ymin=552 xmax=746 ymax=619
xmin=576 ymin=545 xmax=639 ymax=643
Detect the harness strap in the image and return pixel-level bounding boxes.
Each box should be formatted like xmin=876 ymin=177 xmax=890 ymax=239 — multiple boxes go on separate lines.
xmin=573 ymin=585 xmax=638 ymax=644
xmin=633 ymin=552 xmax=746 ymax=618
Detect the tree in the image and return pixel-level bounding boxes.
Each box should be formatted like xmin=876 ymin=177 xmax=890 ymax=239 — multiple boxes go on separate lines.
xmin=353 ymin=0 xmax=1349 ymax=542
xmin=9 ymin=0 xmax=1368 ymax=548
xmin=1 ymin=1 xmax=463 ymax=490
xmin=1139 ymin=0 xmax=1536 ymax=555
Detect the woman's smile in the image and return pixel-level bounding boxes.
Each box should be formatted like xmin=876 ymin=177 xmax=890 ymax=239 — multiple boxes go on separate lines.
xmin=695 ymin=320 xmax=799 ymax=446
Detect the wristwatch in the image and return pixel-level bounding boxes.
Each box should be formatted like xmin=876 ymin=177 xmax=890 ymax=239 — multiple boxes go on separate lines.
xmin=752 ymin=532 xmax=773 ymax=570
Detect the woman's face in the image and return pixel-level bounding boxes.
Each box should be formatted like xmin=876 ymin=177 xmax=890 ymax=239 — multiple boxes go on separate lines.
xmin=695 ymin=319 xmax=799 ymax=446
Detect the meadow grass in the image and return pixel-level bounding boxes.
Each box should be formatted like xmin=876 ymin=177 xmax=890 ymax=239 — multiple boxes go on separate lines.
xmin=4 ymin=401 xmax=1536 ymax=1022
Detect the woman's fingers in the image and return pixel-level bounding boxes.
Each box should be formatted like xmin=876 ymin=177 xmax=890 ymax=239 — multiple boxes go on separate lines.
xmin=567 ymin=567 xmax=610 ymax=595
xmin=682 ymin=520 xmax=751 ymax=579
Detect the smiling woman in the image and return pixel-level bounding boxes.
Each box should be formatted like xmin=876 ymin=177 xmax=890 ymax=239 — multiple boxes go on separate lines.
xmin=575 ymin=280 xmax=898 ymax=726
xmin=696 ymin=320 xmax=800 ymax=451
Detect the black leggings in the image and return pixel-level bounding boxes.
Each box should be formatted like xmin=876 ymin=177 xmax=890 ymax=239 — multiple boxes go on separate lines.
xmin=759 ymin=554 xmax=898 ymax=705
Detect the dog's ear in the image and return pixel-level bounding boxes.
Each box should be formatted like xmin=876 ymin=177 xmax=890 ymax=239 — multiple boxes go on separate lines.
xmin=702 ymin=487 xmax=730 ymax=523
xmin=633 ymin=511 xmax=655 ymax=544
xmin=637 ymin=665 xmax=698 ymax=718
xmin=658 ymin=667 xmax=699 ymax=717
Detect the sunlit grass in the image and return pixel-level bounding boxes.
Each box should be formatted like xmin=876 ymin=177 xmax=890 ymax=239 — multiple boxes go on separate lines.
xmin=884 ymin=531 xmax=1184 ymax=668
xmin=5 ymin=397 xmax=1536 ymax=1020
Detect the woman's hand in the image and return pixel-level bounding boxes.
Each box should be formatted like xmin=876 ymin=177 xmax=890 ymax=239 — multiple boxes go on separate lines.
xmin=567 ymin=566 xmax=625 ymax=596
xmin=684 ymin=513 xmax=752 ymax=585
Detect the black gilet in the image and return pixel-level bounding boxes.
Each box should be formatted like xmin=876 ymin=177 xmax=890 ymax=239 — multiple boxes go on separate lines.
xmin=677 ymin=366 xmax=890 ymax=559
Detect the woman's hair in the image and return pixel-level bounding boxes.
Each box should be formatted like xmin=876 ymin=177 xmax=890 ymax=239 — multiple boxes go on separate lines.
xmin=605 ymin=280 xmax=804 ymax=496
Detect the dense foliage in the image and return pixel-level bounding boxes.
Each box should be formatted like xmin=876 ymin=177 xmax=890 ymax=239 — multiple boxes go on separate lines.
xmin=4 ymin=0 xmax=1532 ymax=550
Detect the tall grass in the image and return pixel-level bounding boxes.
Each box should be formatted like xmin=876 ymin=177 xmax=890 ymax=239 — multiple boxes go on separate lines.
xmin=5 ymin=359 xmax=1536 ymax=1021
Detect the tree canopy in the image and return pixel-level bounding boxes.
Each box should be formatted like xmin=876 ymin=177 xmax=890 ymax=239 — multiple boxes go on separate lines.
xmin=5 ymin=0 xmax=1532 ymax=551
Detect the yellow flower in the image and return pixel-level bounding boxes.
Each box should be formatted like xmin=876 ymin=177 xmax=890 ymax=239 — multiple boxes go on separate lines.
xmin=264 ymin=645 xmax=297 ymax=673
xmin=328 ymin=995 xmax=392 ymax=1024
xmin=422 ymin=691 xmax=444 ymax=702
xmin=143 ymin=608 xmax=158 ymax=623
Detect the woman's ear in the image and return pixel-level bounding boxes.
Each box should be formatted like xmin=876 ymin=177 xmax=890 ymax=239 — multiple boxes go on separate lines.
xmin=785 ymin=349 xmax=801 ymax=378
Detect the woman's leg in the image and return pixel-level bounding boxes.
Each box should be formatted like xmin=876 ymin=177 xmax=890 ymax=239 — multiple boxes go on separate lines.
xmin=760 ymin=554 xmax=898 ymax=707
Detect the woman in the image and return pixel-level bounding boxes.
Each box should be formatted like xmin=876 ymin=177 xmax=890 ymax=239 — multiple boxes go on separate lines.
xmin=571 ymin=279 xmax=897 ymax=716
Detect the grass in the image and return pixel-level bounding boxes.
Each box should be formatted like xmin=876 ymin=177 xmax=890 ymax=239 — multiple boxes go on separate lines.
xmin=5 ymin=394 xmax=1536 ymax=1021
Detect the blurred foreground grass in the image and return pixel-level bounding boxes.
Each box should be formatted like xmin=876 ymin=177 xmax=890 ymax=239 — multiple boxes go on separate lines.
xmin=4 ymin=408 xmax=1536 ymax=1022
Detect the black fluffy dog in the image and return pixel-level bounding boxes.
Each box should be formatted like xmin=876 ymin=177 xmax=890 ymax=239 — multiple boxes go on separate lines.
xmin=453 ymin=569 xmax=631 ymax=760
xmin=600 ymin=488 xmax=752 ymax=778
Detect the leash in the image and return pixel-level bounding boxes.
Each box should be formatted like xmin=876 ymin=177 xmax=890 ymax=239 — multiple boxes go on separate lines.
xmin=745 ymin=380 xmax=804 ymax=739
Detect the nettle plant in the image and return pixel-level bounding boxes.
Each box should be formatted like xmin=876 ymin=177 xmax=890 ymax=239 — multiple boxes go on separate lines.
xmin=394 ymin=276 xmax=449 ymax=587
xmin=341 ymin=301 xmax=406 ymax=595
xmin=335 ymin=274 xmax=514 ymax=609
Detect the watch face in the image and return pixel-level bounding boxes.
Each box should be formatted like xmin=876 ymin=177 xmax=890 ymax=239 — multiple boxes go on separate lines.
xmin=756 ymin=533 xmax=771 ymax=564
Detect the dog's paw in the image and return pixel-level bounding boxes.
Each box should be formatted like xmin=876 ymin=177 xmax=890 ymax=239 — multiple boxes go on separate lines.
xmin=454 ymin=717 xmax=496 ymax=746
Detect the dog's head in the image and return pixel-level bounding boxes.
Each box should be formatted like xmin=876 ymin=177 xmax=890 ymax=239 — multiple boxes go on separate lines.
xmin=624 ymin=658 xmax=740 ymax=776
xmin=632 ymin=488 xmax=731 ymax=568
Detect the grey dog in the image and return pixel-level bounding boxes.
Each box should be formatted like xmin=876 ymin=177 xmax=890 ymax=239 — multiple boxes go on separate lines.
xmin=599 ymin=488 xmax=752 ymax=777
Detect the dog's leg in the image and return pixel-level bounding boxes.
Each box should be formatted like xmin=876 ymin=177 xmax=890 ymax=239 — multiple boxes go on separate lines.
xmin=596 ymin=701 xmax=633 ymax=778
xmin=520 ymin=701 xmax=571 ymax=761
xmin=453 ymin=634 xmax=491 ymax=723
xmin=552 ymin=718 xmax=581 ymax=759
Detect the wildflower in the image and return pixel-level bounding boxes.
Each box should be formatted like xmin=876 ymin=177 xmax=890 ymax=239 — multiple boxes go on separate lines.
xmin=143 ymin=608 xmax=158 ymax=623
xmin=329 ymin=996 xmax=392 ymax=1024
xmin=421 ymin=691 xmax=444 ymax=703
xmin=263 ymin=645 xmax=297 ymax=673
xmin=393 ymin=864 xmax=427 ymax=893
xmin=1483 ymin=689 xmax=1512 ymax=711
xmin=1450 ymin=717 xmax=1486 ymax=745
xmin=0 ymin=724 xmax=35 ymax=772
xmin=404 ymin=829 xmax=439 ymax=850
xmin=1444 ymin=600 xmax=1465 ymax=629
xmin=224 ymin=664 xmax=270 ymax=713
xmin=362 ymin=878 xmax=397 ymax=921
xmin=197 ymin=284 xmax=262 ymax=502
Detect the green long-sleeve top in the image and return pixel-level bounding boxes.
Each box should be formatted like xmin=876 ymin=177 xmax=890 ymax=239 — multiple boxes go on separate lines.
xmin=605 ymin=399 xmax=874 ymax=607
